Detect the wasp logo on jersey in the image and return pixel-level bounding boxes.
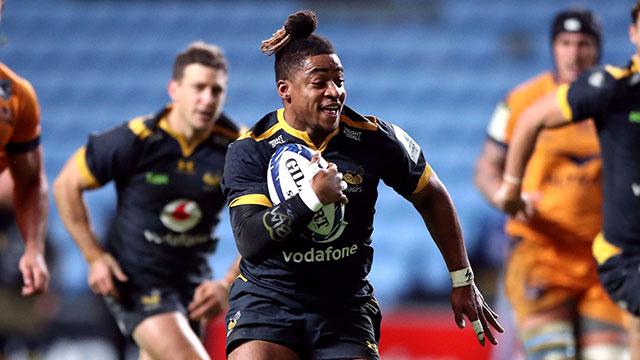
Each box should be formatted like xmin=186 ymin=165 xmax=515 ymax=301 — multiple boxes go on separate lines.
xmin=140 ymin=289 xmax=162 ymax=311
xmin=365 ymin=340 xmax=379 ymax=354
xmin=202 ymin=171 xmax=221 ymax=191
xmin=344 ymin=167 xmax=364 ymax=193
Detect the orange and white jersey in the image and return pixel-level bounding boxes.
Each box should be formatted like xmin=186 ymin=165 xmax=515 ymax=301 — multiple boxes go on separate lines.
xmin=0 ymin=62 xmax=41 ymax=172
xmin=487 ymin=71 xmax=602 ymax=245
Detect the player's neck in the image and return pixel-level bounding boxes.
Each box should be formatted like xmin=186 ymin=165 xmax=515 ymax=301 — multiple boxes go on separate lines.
xmin=166 ymin=111 xmax=213 ymax=144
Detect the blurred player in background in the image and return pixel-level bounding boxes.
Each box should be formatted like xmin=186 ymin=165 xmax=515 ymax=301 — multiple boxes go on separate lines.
xmin=53 ymin=41 xmax=241 ymax=360
xmin=495 ymin=1 xmax=640 ymax=358
xmin=475 ymin=8 xmax=629 ymax=359
xmin=221 ymin=10 xmax=502 ymax=360
xmin=0 ymin=0 xmax=49 ymax=297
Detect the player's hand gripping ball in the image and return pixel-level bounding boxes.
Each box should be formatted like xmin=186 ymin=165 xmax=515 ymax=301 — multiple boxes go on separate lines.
xmin=267 ymin=143 xmax=346 ymax=243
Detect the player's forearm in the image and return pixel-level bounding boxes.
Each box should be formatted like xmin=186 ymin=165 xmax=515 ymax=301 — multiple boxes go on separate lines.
xmin=503 ymin=114 xmax=543 ymax=184
xmin=230 ymin=197 xmax=314 ymax=262
xmin=53 ymin=179 xmax=104 ymax=263
xmin=223 ymin=255 xmax=241 ymax=286
xmin=13 ymin=171 xmax=48 ymax=253
xmin=410 ymin=178 xmax=469 ymax=271
xmin=474 ymin=161 xmax=503 ymax=207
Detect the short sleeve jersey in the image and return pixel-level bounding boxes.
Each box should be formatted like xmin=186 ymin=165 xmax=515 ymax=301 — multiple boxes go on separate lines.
xmin=222 ymin=105 xmax=431 ymax=302
xmin=487 ymin=72 xmax=602 ymax=245
xmin=0 ymin=62 xmax=41 ymax=171
xmin=556 ymin=55 xmax=640 ymax=249
xmin=77 ymin=106 xmax=242 ymax=286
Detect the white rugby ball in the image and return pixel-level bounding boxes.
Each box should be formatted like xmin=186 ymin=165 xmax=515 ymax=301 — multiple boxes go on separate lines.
xmin=267 ymin=143 xmax=346 ymax=243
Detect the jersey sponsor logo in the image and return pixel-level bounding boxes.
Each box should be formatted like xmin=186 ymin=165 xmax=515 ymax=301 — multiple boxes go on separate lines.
xmin=343 ymin=127 xmax=362 ymax=141
xmin=281 ymin=244 xmax=358 ymax=263
xmin=552 ymin=152 xmax=600 ymax=166
xmin=159 ymin=199 xmax=202 ymax=232
xmin=632 ymin=183 xmax=640 ymax=197
xmin=629 ymin=111 xmax=640 ymax=123
xmin=268 ymin=134 xmax=285 ymax=148
xmin=143 ymin=230 xmax=210 ymax=247
xmin=392 ymin=124 xmax=421 ymax=163
xmin=0 ymin=80 xmax=12 ymax=101
xmin=145 ymin=171 xmax=168 ymax=185
xmin=177 ymin=159 xmax=195 ymax=174
xmin=588 ymin=71 xmax=605 ymax=88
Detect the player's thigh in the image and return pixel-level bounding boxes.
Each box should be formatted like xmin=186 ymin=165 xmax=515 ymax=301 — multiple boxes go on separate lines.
xmin=133 ymin=311 xmax=209 ymax=360
xmin=228 ymin=340 xmax=300 ymax=360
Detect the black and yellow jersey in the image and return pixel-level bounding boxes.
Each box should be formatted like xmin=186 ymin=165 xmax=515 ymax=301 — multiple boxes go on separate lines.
xmin=221 ymin=105 xmax=431 ymax=302
xmin=557 ymin=55 xmax=640 ymax=250
xmin=76 ymin=105 xmax=242 ymax=286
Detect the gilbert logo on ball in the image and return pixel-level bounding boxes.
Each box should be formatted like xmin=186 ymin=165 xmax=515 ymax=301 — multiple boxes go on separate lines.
xmin=160 ymin=198 xmax=202 ymax=232
xmin=267 ymin=143 xmax=347 ymax=243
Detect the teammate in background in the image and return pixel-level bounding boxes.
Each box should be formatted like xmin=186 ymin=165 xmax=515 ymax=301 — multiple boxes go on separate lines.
xmin=53 ymin=41 xmax=241 ymax=360
xmin=221 ymin=10 xmax=502 ymax=360
xmin=495 ymin=1 xmax=640 ymax=358
xmin=475 ymin=9 xmax=629 ymax=359
xmin=0 ymin=0 xmax=49 ymax=297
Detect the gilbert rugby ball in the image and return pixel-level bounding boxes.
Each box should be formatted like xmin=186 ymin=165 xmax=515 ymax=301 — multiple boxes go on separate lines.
xmin=267 ymin=143 xmax=346 ymax=243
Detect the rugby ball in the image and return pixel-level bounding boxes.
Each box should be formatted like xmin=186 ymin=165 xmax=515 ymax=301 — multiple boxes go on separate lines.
xmin=267 ymin=143 xmax=346 ymax=243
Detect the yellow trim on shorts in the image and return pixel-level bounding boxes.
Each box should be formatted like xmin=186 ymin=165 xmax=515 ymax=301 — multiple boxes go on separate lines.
xmin=412 ymin=163 xmax=432 ymax=194
xmin=74 ymin=147 xmax=101 ymax=189
xmin=592 ymin=232 xmax=622 ymax=266
xmin=556 ymin=84 xmax=573 ymax=121
xmin=229 ymin=194 xmax=272 ymax=208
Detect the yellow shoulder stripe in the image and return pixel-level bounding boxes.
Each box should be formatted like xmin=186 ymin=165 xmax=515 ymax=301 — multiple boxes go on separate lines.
xmin=605 ymin=65 xmax=631 ymax=80
xmin=128 ymin=117 xmax=152 ymax=140
xmin=74 ymin=147 xmax=101 ymax=189
xmin=556 ymin=84 xmax=573 ymax=121
xmin=229 ymin=194 xmax=272 ymax=208
xmin=341 ymin=115 xmax=378 ymax=131
xmin=412 ymin=163 xmax=432 ymax=195
xmin=592 ymin=232 xmax=622 ymax=265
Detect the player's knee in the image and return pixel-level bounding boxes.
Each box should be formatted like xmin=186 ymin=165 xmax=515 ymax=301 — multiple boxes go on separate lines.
xmin=521 ymin=321 xmax=576 ymax=359
xmin=581 ymin=343 xmax=629 ymax=360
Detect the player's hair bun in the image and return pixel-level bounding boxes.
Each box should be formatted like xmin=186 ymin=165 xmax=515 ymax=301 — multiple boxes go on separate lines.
xmin=284 ymin=10 xmax=317 ymax=39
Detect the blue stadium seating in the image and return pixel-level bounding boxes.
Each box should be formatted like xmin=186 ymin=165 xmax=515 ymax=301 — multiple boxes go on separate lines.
xmin=2 ymin=0 xmax=632 ymax=307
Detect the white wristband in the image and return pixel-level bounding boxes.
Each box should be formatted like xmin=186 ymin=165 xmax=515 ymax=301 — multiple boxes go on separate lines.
xmin=503 ymin=174 xmax=522 ymax=185
xmin=299 ymin=182 xmax=323 ymax=212
xmin=450 ymin=267 xmax=474 ymax=288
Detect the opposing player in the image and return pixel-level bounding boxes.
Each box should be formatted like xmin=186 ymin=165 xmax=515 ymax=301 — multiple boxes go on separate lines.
xmin=495 ymin=1 xmax=640 ymax=358
xmin=221 ymin=10 xmax=502 ymax=360
xmin=475 ymin=9 xmax=628 ymax=359
xmin=53 ymin=41 xmax=241 ymax=360
xmin=0 ymin=0 xmax=49 ymax=296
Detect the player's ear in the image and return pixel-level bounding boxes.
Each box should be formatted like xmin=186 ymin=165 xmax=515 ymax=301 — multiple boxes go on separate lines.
xmin=168 ymin=79 xmax=180 ymax=102
xmin=277 ymin=79 xmax=292 ymax=103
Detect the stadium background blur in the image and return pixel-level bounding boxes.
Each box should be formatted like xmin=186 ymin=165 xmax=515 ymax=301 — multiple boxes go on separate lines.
xmin=0 ymin=0 xmax=634 ymax=359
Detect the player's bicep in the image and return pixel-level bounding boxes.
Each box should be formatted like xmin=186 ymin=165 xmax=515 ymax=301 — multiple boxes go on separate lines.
xmin=6 ymin=145 xmax=44 ymax=185
xmin=56 ymin=147 xmax=101 ymax=191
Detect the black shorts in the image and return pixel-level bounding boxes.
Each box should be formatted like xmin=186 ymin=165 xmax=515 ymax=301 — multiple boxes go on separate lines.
xmin=225 ymin=277 xmax=381 ymax=360
xmin=597 ymin=250 xmax=640 ymax=316
xmin=104 ymin=279 xmax=200 ymax=338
